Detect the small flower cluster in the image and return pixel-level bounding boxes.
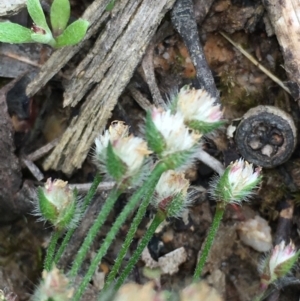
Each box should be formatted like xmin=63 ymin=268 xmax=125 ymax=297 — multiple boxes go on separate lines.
xmin=171 ymin=86 xmax=224 ymax=133
xmin=211 ymin=159 xmax=262 ymax=205
xmin=32 ymin=266 xmax=74 ymax=301
xmin=260 ymin=240 xmax=300 ymax=289
xmin=37 ymin=178 xmax=78 ymax=230
xmin=95 ymin=120 xmax=151 ymax=187
xmin=95 ymin=87 xmax=223 ymax=181
xmin=145 ymin=86 xmax=223 ymax=170
xmin=152 ymin=170 xmax=190 ymax=218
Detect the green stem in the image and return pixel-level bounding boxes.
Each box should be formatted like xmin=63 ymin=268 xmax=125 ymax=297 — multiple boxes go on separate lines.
xmin=73 ymin=162 xmax=167 ymax=301
xmin=44 ymin=229 xmax=62 ymax=271
xmin=193 ymin=203 xmax=225 ymax=280
xmin=69 ymin=186 xmax=122 ymax=278
xmin=114 ymin=212 xmax=165 ymax=291
xmin=104 ymin=172 xmax=166 ymax=289
xmin=53 ymin=173 xmax=102 ymax=265
xmin=103 ymin=182 xmax=154 ymax=288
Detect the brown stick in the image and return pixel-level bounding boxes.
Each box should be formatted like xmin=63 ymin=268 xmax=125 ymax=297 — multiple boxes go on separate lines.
xmin=171 ymin=0 xmax=220 ymax=103
xmin=262 ymin=0 xmax=300 ymax=100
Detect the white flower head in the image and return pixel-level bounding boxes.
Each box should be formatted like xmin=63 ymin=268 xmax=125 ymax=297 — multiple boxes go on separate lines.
xmin=94 ymin=121 xmax=151 ymax=185
xmin=174 ymin=86 xmax=223 ymax=133
xmin=95 ymin=121 xmax=129 ymax=162
xmin=95 ymin=129 xmax=111 ymax=160
xmin=112 ymin=135 xmax=152 ymax=179
xmin=36 ymin=178 xmax=78 ymax=229
xmin=152 ymin=170 xmax=190 ymax=218
xmin=44 ymin=179 xmax=71 ymax=210
xmin=33 ymin=266 xmax=74 ymax=301
xmin=150 ymin=108 xmax=200 ymax=157
xmin=211 ymin=158 xmax=262 ymax=204
xmin=260 ymin=241 xmax=299 ymax=288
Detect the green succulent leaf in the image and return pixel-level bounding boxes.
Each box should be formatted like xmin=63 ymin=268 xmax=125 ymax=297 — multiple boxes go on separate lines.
xmin=50 ymin=0 xmax=71 ymax=36
xmin=0 ymin=22 xmax=33 ymax=43
xmin=106 ymin=0 xmax=116 ymax=11
xmin=55 ymin=19 xmax=89 ymax=48
xmin=31 ymin=31 xmax=55 ymax=46
xmin=27 ymin=0 xmax=51 ymax=33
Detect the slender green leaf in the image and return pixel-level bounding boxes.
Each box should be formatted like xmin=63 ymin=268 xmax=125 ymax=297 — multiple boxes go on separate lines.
xmin=0 ymin=22 xmax=33 ymax=43
xmin=55 ymin=19 xmax=89 ymax=48
xmin=106 ymin=142 xmax=127 ymax=182
xmin=50 ymin=0 xmax=70 ymax=35
xmin=27 ymin=0 xmax=51 ymax=33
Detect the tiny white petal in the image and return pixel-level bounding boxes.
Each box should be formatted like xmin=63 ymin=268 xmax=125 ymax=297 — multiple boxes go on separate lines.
xmin=269 ymin=241 xmax=297 ymax=276
xmin=151 ymin=108 xmax=200 ymax=156
xmin=152 ymin=170 xmax=190 ymax=217
xmin=177 ymin=87 xmax=222 ymax=123
xmin=113 ymin=135 xmax=151 ymax=177
xmin=95 ymin=130 xmax=110 ymax=157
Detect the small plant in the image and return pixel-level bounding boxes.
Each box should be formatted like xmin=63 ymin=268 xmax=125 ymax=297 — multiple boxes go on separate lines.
xmin=32 ymin=266 xmax=74 ymax=301
xmin=253 ymin=240 xmax=300 ymax=301
xmin=0 ymin=0 xmax=89 ymax=48
xmin=193 ymin=159 xmax=262 ymax=280
xmin=35 ymin=86 xmax=228 ymax=300
xmin=36 ymin=178 xmax=79 ymax=271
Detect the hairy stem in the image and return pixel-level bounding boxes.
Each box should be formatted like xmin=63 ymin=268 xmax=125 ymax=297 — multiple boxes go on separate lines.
xmin=69 ymin=186 xmax=122 ymax=277
xmin=114 ymin=211 xmax=165 ymax=290
xmin=44 ymin=229 xmax=63 ymax=271
xmin=73 ymin=162 xmax=167 ymax=301
xmin=53 ymin=173 xmax=102 ymax=264
xmin=103 ymin=176 xmax=166 ymax=289
xmin=193 ymin=203 xmax=225 ymax=280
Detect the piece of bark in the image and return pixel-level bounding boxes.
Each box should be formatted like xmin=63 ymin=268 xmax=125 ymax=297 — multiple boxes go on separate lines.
xmin=0 ymin=0 xmax=26 ymax=17
xmin=63 ymin=0 xmax=141 ymax=107
xmin=43 ymin=0 xmax=176 ymax=175
xmin=140 ymin=22 xmax=174 ymax=107
xmin=171 ymin=0 xmax=220 ymax=103
xmin=25 ymin=0 xmax=112 ymax=97
xmin=262 ymin=0 xmax=300 ymax=100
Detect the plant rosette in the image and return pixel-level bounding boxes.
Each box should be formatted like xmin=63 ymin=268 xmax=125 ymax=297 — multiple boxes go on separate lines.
xmin=0 ymin=0 xmax=89 ymax=48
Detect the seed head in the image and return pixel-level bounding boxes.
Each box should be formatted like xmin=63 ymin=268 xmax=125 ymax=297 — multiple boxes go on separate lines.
xmin=173 ymin=86 xmax=223 ymax=133
xmin=37 ymin=179 xmax=77 ymax=230
xmin=152 ymin=170 xmax=190 ymax=218
xmin=94 ymin=121 xmax=151 ymax=185
xmin=211 ymin=159 xmax=262 ymax=204
xmin=260 ymin=241 xmax=300 ymax=288
xmin=33 ymin=266 xmax=74 ymax=301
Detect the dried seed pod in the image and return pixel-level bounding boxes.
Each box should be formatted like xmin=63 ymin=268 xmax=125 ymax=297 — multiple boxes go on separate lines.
xmin=235 ymin=106 xmax=296 ymax=168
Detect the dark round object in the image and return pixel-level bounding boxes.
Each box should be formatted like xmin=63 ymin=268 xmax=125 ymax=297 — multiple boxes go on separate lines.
xmin=235 ymin=106 xmax=297 ymax=168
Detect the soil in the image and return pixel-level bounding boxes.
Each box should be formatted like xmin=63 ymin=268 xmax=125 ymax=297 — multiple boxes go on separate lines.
xmin=1 ymin=0 xmax=300 ymax=301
